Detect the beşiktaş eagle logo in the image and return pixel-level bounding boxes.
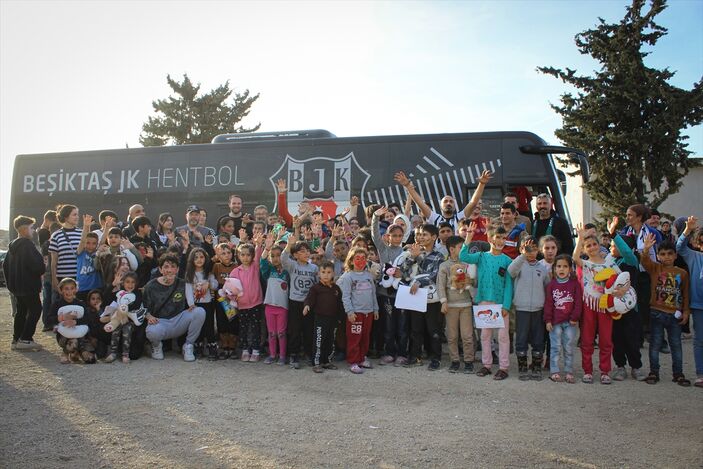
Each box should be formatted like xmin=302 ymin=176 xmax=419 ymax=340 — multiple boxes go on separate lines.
xmin=269 ymin=153 xmax=371 ymax=219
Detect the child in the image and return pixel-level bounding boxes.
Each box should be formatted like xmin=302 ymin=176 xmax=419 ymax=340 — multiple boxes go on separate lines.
xmin=213 ymin=243 xmax=238 ymax=358
xmin=572 ymin=223 xmax=621 ymax=385
xmin=676 ymin=216 xmax=703 ymax=388
xmin=538 ymin=235 xmax=559 ymax=272
xmin=337 ymin=248 xmax=379 ymax=374
xmin=185 ymin=248 xmax=219 ymax=360
xmin=324 ymin=225 xmax=349 ymax=279
xmin=400 ymin=224 xmax=445 ymax=370
xmin=101 ymin=272 xmax=143 ymax=364
xmin=438 ymin=235 xmax=475 ymax=373
xmin=371 ymin=207 xmax=407 ymax=366
xmin=544 ymin=255 xmax=582 ymax=383
xmin=282 ymin=219 xmax=319 ymax=369
xmin=261 ymin=233 xmax=291 ymax=365
xmin=641 ymin=234 xmax=691 ymax=386
xmin=460 ymin=223 xmax=513 ymax=380
xmin=508 ymin=237 xmax=550 ymax=380
xmin=229 ymin=237 xmax=264 ymax=362
xmin=76 ymin=214 xmax=102 ymax=301
xmin=48 ymin=278 xmax=97 ymax=364
xmin=304 ymin=261 xmax=344 ymax=373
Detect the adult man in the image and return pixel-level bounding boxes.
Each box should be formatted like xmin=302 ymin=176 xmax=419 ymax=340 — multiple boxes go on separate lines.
xmin=121 ymin=204 xmax=145 ymax=238
xmin=4 ymin=216 xmax=46 ymax=350
xmin=144 ymin=254 xmax=206 ymax=361
xmin=503 ymin=192 xmax=532 ymax=234
xmin=176 ymin=205 xmax=211 ymax=248
xmin=532 ymin=193 xmax=574 ymax=255
xmin=394 ymin=169 xmax=492 ymax=233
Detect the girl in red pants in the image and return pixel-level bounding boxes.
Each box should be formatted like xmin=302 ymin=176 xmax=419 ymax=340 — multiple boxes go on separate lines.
xmin=573 ymin=223 xmax=622 ymax=385
xmin=337 ymin=247 xmax=379 ymax=374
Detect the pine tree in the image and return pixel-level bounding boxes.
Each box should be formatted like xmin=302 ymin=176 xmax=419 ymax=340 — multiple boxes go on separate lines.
xmin=538 ymin=0 xmax=702 ymax=219
xmin=140 ymin=74 xmax=260 ymax=146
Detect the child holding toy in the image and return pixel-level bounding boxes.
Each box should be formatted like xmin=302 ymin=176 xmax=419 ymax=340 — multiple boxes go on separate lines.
xmin=185 ymin=247 xmax=219 ymax=360
xmin=460 ymin=222 xmax=514 ymax=380
xmin=48 ymin=278 xmax=96 ymax=364
xmin=261 ymin=232 xmax=291 ymax=365
xmin=213 ymin=243 xmax=238 ymax=359
xmin=337 ymin=247 xmax=379 ymax=374
xmin=229 ymin=235 xmax=264 ymax=362
xmin=544 ymin=255 xmax=582 ymax=383
xmin=101 ymin=271 xmax=143 ymax=364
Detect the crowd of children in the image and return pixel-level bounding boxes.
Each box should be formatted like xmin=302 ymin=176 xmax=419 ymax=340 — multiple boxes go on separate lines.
xmin=4 ymin=171 xmax=701 ymax=388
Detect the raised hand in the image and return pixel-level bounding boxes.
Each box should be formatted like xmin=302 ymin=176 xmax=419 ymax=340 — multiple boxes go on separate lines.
xmin=374 ymin=206 xmax=389 ymax=217
xmin=643 ymin=232 xmax=657 ymax=252
xmin=238 ymin=228 xmax=248 ymax=242
xmin=83 ymin=214 xmax=94 ymax=228
xmin=350 ymin=196 xmax=360 ymax=206
xmin=410 ymin=243 xmax=423 ymax=258
xmin=684 ymin=216 xmax=698 ymax=236
xmin=393 ymin=171 xmax=411 ymax=187
xmin=478 ymin=170 xmax=493 ymax=185
xmin=575 ymin=223 xmax=588 ymax=238
xmin=276 ymin=178 xmax=287 ymax=193
xmin=607 ymin=217 xmax=620 ymax=235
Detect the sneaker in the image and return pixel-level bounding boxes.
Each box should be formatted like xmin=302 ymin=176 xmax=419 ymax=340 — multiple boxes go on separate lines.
xmin=290 ymin=357 xmax=301 ymax=370
xmin=241 ymin=350 xmax=250 ymax=362
xmin=207 ymin=343 xmax=219 ymax=361
xmin=249 ymin=351 xmax=261 ymax=362
xmin=14 ymin=340 xmax=42 ymax=351
xmin=10 ymin=340 xmax=17 ymax=350
xmin=428 ymin=359 xmax=440 ymax=371
xmin=403 ymin=358 xmax=423 ymax=368
xmin=612 ymin=367 xmax=627 ymax=381
xmin=582 ymin=373 xmax=593 ymax=384
xmin=349 ymin=363 xmax=364 ymax=374
xmin=448 ymin=361 xmax=460 ymax=373
xmin=194 ymin=342 xmax=204 ymax=357
xmin=463 ymin=362 xmax=474 ymax=374
xmin=394 ymin=356 xmax=408 ymax=367
xmin=312 ymin=365 xmax=324 ymax=373
xmin=322 ymin=363 xmax=338 ymax=370
xmin=151 ymin=341 xmax=164 ymax=360
xmin=379 ymin=355 xmax=395 ymax=365
xmin=277 ymin=357 xmax=286 ymax=366
xmin=600 ymin=373 xmax=612 ymax=385
xmin=183 ymin=343 xmax=196 ymax=362
xmin=631 ymin=368 xmax=647 ymax=381
xmin=263 ymin=356 xmax=275 ymax=365
xmin=104 ymin=353 xmax=117 ymax=363
xmin=660 ymin=343 xmax=671 ymax=354
xmin=360 ymin=358 xmax=374 ymax=369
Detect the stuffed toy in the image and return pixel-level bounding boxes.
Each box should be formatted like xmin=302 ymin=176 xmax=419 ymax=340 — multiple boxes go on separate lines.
xmin=381 ymin=251 xmax=418 ymax=291
xmin=218 ymin=277 xmax=243 ymax=320
xmin=594 ymin=268 xmax=637 ymax=320
xmin=56 ymin=304 xmax=89 ymax=339
xmin=380 ymin=263 xmax=401 ymax=290
xmin=449 ymin=262 xmax=472 ymax=292
xmin=368 ymin=262 xmax=382 ymax=281
xmin=101 ymin=291 xmax=144 ymax=332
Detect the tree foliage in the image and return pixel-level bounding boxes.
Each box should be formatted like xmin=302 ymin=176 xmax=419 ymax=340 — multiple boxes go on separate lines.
xmin=538 ymin=0 xmax=703 ymax=219
xmin=140 ymin=74 xmax=260 ymax=146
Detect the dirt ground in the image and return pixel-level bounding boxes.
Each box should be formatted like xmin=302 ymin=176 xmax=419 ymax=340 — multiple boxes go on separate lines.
xmin=0 ymin=291 xmax=701 ymax=469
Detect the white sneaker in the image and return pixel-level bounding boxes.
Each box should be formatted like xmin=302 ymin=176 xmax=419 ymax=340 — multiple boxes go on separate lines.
xmin=15 ymin=340 xmax=42 ymax=351
xmin=151 ymin=341 xmax=164 ymax=360
xmin=183 ymin=343 xmax=196 ymax=362
xmin=631 ymin=367 xmax=647 ymax=381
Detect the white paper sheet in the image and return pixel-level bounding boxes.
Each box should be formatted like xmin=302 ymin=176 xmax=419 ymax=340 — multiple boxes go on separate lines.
xmin=394 ymin=285 xmax=428 ymax=312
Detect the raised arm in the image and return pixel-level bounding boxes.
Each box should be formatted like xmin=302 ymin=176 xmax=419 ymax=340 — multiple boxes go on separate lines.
xmin=462 ymin=170 xmax=492 ymax=218
xmin=77 ymin=214 xmax=93 ymax=255
xmin=276 ymin=179 xmax=294 ymax=228
xmin=394 ymin=171 xmax=432 ymax=219
xmin=403 ymin=187 xmax=415 ymax=216
xmin=572 ymin=223 xmax=586 ymax=267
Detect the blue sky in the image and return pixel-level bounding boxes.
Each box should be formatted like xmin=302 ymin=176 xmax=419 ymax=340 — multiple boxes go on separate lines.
xmin=1 ymin=0 xmax=701 ymax=229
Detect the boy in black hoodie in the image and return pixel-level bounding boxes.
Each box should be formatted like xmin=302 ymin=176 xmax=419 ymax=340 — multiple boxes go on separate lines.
xmin=4 ymin=216 xmax=46 ymax=350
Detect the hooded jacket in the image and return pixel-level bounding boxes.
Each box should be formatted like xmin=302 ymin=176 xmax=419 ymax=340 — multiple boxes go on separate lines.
xmin=3 ymin=237 xmax=46 ymax=296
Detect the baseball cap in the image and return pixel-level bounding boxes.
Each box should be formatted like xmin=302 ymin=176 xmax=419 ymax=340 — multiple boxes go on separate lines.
xmin=186 ymin=205 xmax=201 ymax=213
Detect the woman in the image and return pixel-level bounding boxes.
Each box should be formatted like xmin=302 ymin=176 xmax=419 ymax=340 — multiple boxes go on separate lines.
xmin=157 ymin=212 xmax=177 ymax=246
xmin=48 ymin=204 xmax=82 ymax=301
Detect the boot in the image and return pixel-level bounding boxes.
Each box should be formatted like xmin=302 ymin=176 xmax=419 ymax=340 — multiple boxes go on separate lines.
xmin=518 ymin=355 xmax=530 ymax=381
xmin=530 ymin=353 xmax=544 ymax=381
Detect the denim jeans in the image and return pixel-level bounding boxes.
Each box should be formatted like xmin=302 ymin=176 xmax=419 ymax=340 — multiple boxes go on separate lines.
xmin=515 ymin=310 xmax=544 ymax=357
xmin=381 ymin=296 xmax=408 ymax=358
xmin=692 ymin=308 xmax=703 ymax=377
xmin=549 ymin=322 xmax=577 ymax=374
xmin=649 ymin=310 xmax=683 ymax=375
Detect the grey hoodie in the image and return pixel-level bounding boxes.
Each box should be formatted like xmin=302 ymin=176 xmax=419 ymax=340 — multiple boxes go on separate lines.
xmin=337 ymin=270 xmax=379 ymax=315
xmin=507 ymin=254 xmax=550 ymax=312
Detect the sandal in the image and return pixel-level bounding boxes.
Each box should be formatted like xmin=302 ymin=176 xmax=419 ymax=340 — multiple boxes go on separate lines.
xmin=565 ymin=373 xmax=575 ymax=384
xmin=645 ymin=372 xmax=659 ymax=384
xmin=581 ymin=374 xmax=593 ymax=384
xmin=600 ymin=374 xmax=612 ymax=385
xmin=672 ymin=374 xmax=691 ymax=387
xmin=549 ymin=373 xmax=562 ymax=382
xmin=493 ymin=369 xmax=509 ymax=381
xmin=694 ymin=378 xmax=703 ymax=388
xmin=476 ymin=366 xmax=492 ymax=377
xmin=60 ymin=354 xmax=70 ymax=364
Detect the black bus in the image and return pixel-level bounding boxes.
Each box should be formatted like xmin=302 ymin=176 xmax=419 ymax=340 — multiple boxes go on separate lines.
xmin=10 ymin=130 xmax=587 ymax=234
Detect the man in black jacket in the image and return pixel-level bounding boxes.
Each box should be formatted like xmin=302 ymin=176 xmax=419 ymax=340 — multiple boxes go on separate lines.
xmin=532 ymin=193 xmax=575 ymax=255
xmin=3 ymin=216 xmax=47 ymax=350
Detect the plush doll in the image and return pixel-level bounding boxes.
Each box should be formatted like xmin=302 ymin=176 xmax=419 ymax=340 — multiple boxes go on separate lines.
xmin=56 ymin=304 xmax=89 ymax=339
xmin=380 ymin=263 xmax=400 ymax=290
xmin=368 ymin=262 xmax=382 ymax=281
xmin=594 ymin=268 xmax=637 ymax=320
xmin=449 ymin=262 xmax=471 ymax=292
xmin=101 ymin=291 xmax=143 ymax=332
xmin=218 ymin=277 xmax=243 ymax=320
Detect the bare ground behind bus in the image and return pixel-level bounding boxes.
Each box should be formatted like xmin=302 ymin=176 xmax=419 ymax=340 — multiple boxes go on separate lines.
xmin=0 ymin=291 xmax=700 ymax=469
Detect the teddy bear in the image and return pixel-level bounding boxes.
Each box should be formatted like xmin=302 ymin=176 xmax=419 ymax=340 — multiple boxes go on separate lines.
xmin=217 ymin=277 xmax=243 ymax=320
xmin=101 ymin=291 xmax=143 ymax=332
xmin=449 ymin=262 xmax=472 ymax=292
xmin=594 ymin=268 xmax=637 ymax=320
xmin=56 ymin=304 xmax=89 ymax=339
